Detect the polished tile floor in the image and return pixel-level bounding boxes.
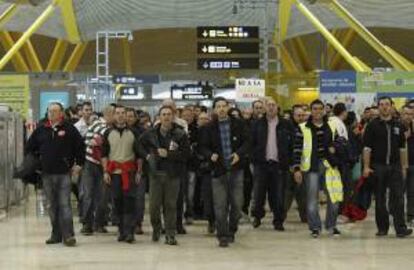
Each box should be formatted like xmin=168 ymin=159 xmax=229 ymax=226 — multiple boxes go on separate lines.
xmin=1 ymin=194 xmax=414 ymax=270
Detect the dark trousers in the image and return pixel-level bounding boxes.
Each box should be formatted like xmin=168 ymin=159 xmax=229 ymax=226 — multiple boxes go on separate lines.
xmin=252 ymin=162 xmax=286 ymax=225
xmin=212 ymin=170 xmax=244 ymax=240
xmin=42 ymin=174 xmax=74 ymax=240
xmin=372 ymin=164 xmax=407 ymax=234
xmin=242 ymin=164 xmax=254 ymax=215
xmin=135 ymin=176 xmax=146 ymax=225
xmin=284 ymin=172 xmax=307 ymax=222
xmin=406 ymin=166 xmax=414 ymax=221
xmin=149 ymin=172 xmax=180 ymax=237
xmin=201 ymin=173 xmax=215 ymax=223
xmin=110 ymin=174 xmax=138 ymax=237
xmin=80 ymin=161 xmax=107 ymax=228
xmin=176 ymin=172 xmax=186 ymax=228
xmin=339 ymin=163 xmax=353 ymax=213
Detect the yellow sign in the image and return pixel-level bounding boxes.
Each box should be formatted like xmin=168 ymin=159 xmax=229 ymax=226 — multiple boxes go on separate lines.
xmin=0 ymin=75 xmax=30 ymax=119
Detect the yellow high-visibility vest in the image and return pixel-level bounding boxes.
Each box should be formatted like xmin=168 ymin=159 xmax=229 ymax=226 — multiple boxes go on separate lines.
xmin=299 ymin=122 xmax=343 ymax=203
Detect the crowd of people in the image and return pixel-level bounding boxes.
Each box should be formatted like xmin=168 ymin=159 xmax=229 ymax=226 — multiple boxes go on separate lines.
xmin=24 ymin=95 xmax=414 ymax=248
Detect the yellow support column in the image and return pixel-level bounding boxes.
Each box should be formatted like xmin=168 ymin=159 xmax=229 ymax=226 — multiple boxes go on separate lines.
xmin=63 ymin=42 xmax=88 ymax=72
xmin=13 ymin=33 xmax=43 ymax=72
xmin=384 ymin=46 xmax=414 ymax=71
xmin=0 ymin=31 xmax=29 ymax=72
xmin=47 ymin=39 xmax=68 ymax=71
xmin=330 ymin=29 xmax=357 ymax=70
xmin=328 ymin=0 xmax=413 ymax=71
xmin=294 ymin=0 xmax=366 ymax=72
xmin=0 ymin=0 xmax=58 ymax=71
xmin=279 ymin=0 xmax=294 ymax=42
xmin=121 ymin=39 xmax=132 ymax=74
xmin=0 ymin=4 xmax=19 ymax=29
xmin=58 ymin=0 xmax=81 ymax=43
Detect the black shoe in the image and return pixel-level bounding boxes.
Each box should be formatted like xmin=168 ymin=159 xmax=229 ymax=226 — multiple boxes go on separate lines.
xmin=252 ymin=218 xmax=261 ymax=228
xmin=207 ymin=222 xmax=215 ymax=234
xmin=330 ymin=228 xmax=341 ymax=237
xmin=152 ymin=231 xmax=160 ymax=242
xmin=396 ymin=229 xmax=413 ymax=238
xmin=165 ymin=236 xmax=178 ymax=246
xmin=95 ymin=227 xmax=108 ymax=234
xmin=219 ymin=239 xmax=229 ymax=248
xmin=63 ymin=237 xmax=76 ymax=247
xmin=311 ymin=230 xmax=320 ymax=238
xmin=274 ymin=224 xmax=285 ymax=232
xmin=376 ymin=231 xmax=388 ymax=237
xmin=118 ymin=235 xmax=126 ymax=242
xmin=177 ymin=226 xmax=187 ymax=235
xmin=227 ymin=235 xmax=235 ymax=243
xmin=45 ymin=238 xmax=61 ymax=245
xmin=125 ymin=234 xmax=136 ymax=244
xmin=135 ymin=225 xmax=144 ymax=235
xmin=80 ymin=225 xmax=93 ymax=236
xmin=161 ymin=228 xmax=166 ymax=235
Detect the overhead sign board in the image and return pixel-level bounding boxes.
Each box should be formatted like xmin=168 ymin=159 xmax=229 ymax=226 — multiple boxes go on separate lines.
xmin=119 ymin=86 xmax=145 ymax=100
xmin=320 ymin=71 xmax=357 ymax=93
xmin=197 ymin=42 xmax=260 ymax=55
xmin=236 ymin=78 xmax=266 ymax=101
xmin=198 ymin=58 xmax=260 ymax=70
xmin=171 ymin=84 xmax=213 ymax=99
xmin=112 ymin=74 xmax=160 ymax=85
xmin=197 ymin=26 xmax=259 ymax=39
xmin=0 ymin=75 xmax=30 ymax=119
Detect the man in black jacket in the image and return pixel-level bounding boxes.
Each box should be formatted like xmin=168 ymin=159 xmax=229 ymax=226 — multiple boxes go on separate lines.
xmin=363 ymin=96 xmax=412 ymax=238
xmin=26 ymin=102 xmax=85 ymax=247
xmin=251 ymin=98 xmax=293 ymax=231
xmin=199 ymin=97 xmax=251 ymax=248
xmin=139 ymin=105 xmax=190 ymax=245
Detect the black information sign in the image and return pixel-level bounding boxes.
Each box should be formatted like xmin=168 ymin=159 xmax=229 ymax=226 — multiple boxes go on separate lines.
xmin=197 ymin=42 xmax=260 ymax=55
xmin=119 ymin=86 xmax=145 ymax=100
xmin=197 ymin=26 xmax=259 ymax=39
xmin=197 ymin=58 xmax=260 ymax=70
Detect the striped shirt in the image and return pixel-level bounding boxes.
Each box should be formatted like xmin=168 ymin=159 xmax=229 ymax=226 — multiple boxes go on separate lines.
xmin=85 ymin=118 xmax=109 ymax=164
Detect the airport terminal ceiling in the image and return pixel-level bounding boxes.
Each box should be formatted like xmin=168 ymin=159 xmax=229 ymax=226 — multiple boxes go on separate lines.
xmin=0 ymin=0 xmax=413 ymax=41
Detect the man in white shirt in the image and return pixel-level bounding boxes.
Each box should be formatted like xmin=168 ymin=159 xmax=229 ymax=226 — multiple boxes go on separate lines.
xmin=329 ymin=103 xmax=348 ymax=140
xmin=75 ymin=102 xmax=93 ymax=138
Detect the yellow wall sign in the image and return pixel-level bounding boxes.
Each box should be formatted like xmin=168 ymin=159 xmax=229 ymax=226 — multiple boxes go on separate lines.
xmin=0 ymin=75 xmax=30 ymax=119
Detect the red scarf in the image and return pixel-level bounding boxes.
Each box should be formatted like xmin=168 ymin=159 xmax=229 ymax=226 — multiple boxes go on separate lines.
xmin=106 ymin=160 xmax=137 ymax=191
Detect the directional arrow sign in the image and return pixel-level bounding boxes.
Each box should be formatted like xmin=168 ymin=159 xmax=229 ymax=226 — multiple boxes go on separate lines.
xmin=202 ymin=46 xmax=208 ymax=53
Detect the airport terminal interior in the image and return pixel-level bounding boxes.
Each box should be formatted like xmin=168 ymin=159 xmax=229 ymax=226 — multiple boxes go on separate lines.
xmin=0 ymin=0 xmax=414 ymax=269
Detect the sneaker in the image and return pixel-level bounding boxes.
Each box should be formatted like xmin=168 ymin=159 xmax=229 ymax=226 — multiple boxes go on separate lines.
xmin=135 ymin=225 xmax=144 ymax=235
xmin=45 ymin=237 xmax=61 ymax=245
xmin=152 ymin=231 xmax=160 ymax=242
xmin=177 ymin=226 xmax=187 ymax=235
xmin=219 ymin=239 xmax=229 ymax=248
xmin=329 ymin=228 xmax=341 ymax=237
xmin=274 ymin=223 xmax=285 ymax=232
xmin=165 ymin=236 xmax=178 ymax=246
xmin=118 ymin=235 xmax=126 ymax=242
xmin=63 ymin=237 xmax=76 ymax=247
xmin=311 ymin=230 xmax=320 ymax=238
xmin=396 ymin=229 xmax=413 ymax=238
xmin=124 ymin=234 xmax=135 ymax=244
xmin=376 ymin=231 xmax=388 ymax=237
xmin=80 ymin=225 xmax=93 ymax=236
xmin=252 ymin=218 xmax=261 ymax=229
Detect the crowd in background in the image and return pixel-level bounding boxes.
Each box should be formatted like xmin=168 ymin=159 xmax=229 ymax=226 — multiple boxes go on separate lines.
xmin=24 ymin=95 xmax=414 ymax=247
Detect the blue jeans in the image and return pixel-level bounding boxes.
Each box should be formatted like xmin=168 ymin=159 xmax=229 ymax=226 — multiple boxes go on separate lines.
xmin=305 ymin=163 xmax=339 ymax=232
xmin=80 ymin=161 xmax=108 ymax=228
xmin=42 ymin=174 xmax=74 ymax=240
xmin=212 ymin=170 xmax=244 ymax=240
